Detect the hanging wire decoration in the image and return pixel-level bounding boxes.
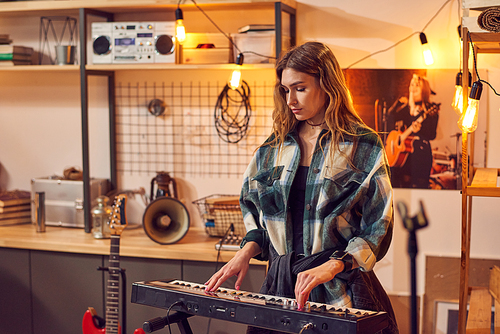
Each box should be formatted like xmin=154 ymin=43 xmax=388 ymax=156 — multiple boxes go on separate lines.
xmin=115 ymin=80 xmax=273 ymax=178
xmin=214 ymin=80 xmax=252 ymax=143
xmin=38 ymin=16 xmax=78 ymax=65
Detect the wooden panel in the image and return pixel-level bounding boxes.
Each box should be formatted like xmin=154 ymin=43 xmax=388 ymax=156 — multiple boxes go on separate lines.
xmin=491 ymin=265 xmax=500 ymax=302
xmin=424 ymin=256 xmax=500 ymax=334
xmin=31 ymin=250 xmax=104 ymax=334
xmin=468 ymin=168 xmax=500 ymax=196
xmin=0 ymin=248 xmax=32 ymax=334
xmin=466 ymin=287 xmax=491 ymax=334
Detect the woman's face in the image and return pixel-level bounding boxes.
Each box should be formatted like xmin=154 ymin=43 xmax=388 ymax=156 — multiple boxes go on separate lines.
xmin=409 ymin=76 xmax=423 ymax=102
xmin=281 ymin=68 xmax=328 ymax=124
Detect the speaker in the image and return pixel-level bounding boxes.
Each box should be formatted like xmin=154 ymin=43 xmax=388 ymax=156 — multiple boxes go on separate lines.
xmin=153 ymin=21 xmax=176 ymax=63
xmin=142 ymin=196 xmax=190 ymax=244
xmin=91 ymin=22 xmax=113 ymax=64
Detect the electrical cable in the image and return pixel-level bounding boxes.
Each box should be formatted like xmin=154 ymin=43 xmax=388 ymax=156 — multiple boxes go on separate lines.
xmin=346 ymin=0 xmax=454 ymax=68
xmin=189 ymin=0 xmax=275 ymax=61
xmin=165 ymin=301 xmax=184 ymax=334
xmin=214 ymin=80 xmax=252 ymax=143
xmin=467 ymin=31 xmax=500 ymax=97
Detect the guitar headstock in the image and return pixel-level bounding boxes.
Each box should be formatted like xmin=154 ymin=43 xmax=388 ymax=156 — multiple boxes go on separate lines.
xmin=109 ymin=194 xmax=128 ymax=235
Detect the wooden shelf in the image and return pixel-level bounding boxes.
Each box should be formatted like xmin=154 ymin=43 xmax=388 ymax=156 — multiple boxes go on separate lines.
xmin=0 ymin=0 xmax=296 ymax=15
xmin=0 ymin=224 xmax=265 ymax=265
xmin=0 ymin=64 xmax=79 ymax=72
xmin=467 ymin=168 xmax=500 ymax=197
xmin=0 ymin=63 xmax=274 ymax=72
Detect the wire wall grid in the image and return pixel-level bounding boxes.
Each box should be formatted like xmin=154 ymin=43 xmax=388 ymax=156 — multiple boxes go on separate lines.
xmin=115 ymin=81 xmax=274 ymax=178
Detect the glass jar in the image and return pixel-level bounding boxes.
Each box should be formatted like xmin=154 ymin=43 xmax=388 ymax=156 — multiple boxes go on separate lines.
xmin=91 ymin=195 xmax=112 ymax=239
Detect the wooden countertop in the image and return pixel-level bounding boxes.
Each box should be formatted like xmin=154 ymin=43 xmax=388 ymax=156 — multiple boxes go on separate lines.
xmin=0 ymin=224 xmax=264 ymax=265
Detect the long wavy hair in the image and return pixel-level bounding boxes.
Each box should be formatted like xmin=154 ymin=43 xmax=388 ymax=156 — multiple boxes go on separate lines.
xmin=264 ymin=41 xmax=370 ymax=165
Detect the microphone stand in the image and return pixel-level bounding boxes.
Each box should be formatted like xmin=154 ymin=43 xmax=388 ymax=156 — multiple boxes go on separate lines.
xmin=397 ymin=201 xmax=429 ymax=334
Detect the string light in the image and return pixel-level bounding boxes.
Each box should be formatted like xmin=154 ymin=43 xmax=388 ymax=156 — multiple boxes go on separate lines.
xmin=229 ymin=53 xmax=244 ymax=90
xmin=458 ymin=81 xmax=482 ymax=133
xmin=175 ymin=5 xmax=186 ymax=44
xmin=419 ymin=32 xmax=434 ymax=66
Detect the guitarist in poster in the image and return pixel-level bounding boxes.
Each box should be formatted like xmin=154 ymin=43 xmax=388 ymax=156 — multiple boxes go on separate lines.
xmin=385 ymin=74 xmax=440 ymax=188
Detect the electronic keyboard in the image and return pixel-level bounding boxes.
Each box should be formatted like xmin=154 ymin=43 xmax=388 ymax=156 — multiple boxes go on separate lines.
xmin=131 ymin=279 xmax=388 ymax=333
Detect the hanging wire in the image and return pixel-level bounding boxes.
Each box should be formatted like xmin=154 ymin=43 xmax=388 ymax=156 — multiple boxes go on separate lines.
xmin=189 ymin=0 xmax=275 ymax=61
xmin=468 ymin=31 xmax=500 ymax=96
xmin=214 ymin=80 xmax=252 ymax=143
xmin=346 ymin=0 xmax=454 ymax=69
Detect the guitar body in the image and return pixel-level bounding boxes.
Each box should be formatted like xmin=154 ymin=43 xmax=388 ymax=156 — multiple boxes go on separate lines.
xmin=385 ymin=102 xmax=441 ymax=168
xmin=82 ymin=308 xmax=121 ymax=334
xmin=385 ymin=130 xmax=417 ymax=167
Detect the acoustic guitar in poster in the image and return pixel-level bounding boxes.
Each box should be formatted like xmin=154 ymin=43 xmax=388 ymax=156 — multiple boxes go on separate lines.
xmin=385 ymin=103 xmax=440 ymax=168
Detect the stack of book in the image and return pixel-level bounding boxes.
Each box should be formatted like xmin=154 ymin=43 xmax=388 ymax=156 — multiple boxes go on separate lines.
xmin=0 ymin=45 xmax=34 ymax=66
xmin=0 ymin=34 xmax=12 ymax=45
xmin=0 ymin=190 xmax=31 ymax=226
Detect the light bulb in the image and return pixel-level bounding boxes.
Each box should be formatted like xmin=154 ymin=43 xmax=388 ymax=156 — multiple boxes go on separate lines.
xmin=452 ymin=72 xmax=463 ymax=114
xmin=228 ymin=53 xmax=244 ymax=90
xmin=419 ymin=33 xmax=434 ymax=66
xmin=175 ymin=8 xmax=186 ymax=45
xmin=458 ymin=81 xmax=482 ymax=133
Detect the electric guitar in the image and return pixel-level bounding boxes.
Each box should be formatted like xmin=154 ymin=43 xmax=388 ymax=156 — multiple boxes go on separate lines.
xmin=82 ymin=195 xmax=145 ymax=334
xmin=385 ymin=103 xmax=440 ymax=167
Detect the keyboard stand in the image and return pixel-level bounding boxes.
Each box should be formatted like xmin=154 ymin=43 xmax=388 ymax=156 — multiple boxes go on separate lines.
xmin=142 ymin=311 xmax=194 ymax=334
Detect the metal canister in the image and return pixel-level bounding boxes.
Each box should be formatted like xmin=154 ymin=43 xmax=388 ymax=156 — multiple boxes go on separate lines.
xmin=91 ymin=196 xmax=112 ymax=239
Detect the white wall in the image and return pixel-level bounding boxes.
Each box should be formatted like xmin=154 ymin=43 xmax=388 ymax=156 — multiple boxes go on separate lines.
xmin=0 ymin=0 xmax=499 ymax=321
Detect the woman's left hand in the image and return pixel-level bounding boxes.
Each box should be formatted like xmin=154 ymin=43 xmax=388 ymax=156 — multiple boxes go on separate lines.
xmin=294 ymin=259 xmax=344 ymax=310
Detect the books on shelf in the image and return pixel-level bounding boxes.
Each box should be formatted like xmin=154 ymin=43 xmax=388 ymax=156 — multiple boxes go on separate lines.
xmin=238 ymin=24 xmax=275 ymax=33
xmin=0 ymin=45 xmax=34 ymax=66
xmin=0 ymin=34 xmax=13 ymax=45
xmin=0 ymin=190 xmax=32 ymax=226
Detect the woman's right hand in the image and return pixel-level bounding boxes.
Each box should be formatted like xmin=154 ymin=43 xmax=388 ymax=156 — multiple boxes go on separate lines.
xmin=204 ymin=241 xmax=261 ymax=292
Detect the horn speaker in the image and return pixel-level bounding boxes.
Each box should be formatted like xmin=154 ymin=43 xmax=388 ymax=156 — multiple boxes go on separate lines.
xmin=142 ymin=196 xmax=190 ymax=244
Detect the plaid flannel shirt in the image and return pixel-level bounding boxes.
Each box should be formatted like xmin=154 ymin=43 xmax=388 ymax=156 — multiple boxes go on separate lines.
xmin=240 ymin=126 xmax=394 ymax=306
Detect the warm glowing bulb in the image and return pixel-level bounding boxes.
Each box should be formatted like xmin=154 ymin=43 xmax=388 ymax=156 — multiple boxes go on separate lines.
xmin=452 ymin=84 xmax=463 ymax=114
xmin=175 ymin=8 xmax=186 ymax=45
xmin=228 ymin=53 xmax=244 ymax=90
xmin=458 ymin=81 xmax=482 ymax=133
xmin=176 ymin=20 xmax=186 ymax=44
xmin=422 ymin=45 xmax=434 ymax=66
xmin=229 ymin=68 xmax=242 ymax=90
xmin=459 ymin=98 xmax=479 ymax=133
xmin=419 ymin=33 xmax=434 ymax=66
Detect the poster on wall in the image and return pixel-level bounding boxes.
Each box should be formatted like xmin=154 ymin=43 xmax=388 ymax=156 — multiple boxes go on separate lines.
xmin=344 ymin=69 xmax=487 ymax=190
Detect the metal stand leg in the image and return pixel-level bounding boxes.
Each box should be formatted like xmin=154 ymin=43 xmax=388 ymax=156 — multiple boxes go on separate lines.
xmin=397 ymin=201 xmax=429 ymax=334
xmin=142 ymin=312 xmax=194 ymax=334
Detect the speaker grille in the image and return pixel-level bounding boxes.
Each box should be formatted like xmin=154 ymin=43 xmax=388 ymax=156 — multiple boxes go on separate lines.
xmin=93 ymin=36 xmax=111 ymax=55
xmin=155 ymin=35 xmax=174 ymax=55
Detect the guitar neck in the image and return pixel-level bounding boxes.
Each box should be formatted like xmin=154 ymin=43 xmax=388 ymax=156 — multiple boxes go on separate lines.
xmin=106 ymin=235 xmax=121 ymax=334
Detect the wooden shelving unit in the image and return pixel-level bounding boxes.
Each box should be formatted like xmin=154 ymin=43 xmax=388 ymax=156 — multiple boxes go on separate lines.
xmin=0 ymin=0 xmax=296 ymax=232
xmin=459 ymin=2 xmax=500 ymax=333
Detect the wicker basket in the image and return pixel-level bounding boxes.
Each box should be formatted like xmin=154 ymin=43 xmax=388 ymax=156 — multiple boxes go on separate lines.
xmin=193 ymin=194 xmax=246 ymax=237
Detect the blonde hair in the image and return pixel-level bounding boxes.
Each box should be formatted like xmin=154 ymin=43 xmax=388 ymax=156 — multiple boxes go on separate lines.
xmin=264 ymin=41 xmax=372 ymax=165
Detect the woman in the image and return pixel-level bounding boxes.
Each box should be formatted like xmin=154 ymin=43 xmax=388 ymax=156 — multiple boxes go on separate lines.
xmin=387 ymin=74 xmax=440 ymax=188
xmin=205 ymin=41 xmax=398 ymax=333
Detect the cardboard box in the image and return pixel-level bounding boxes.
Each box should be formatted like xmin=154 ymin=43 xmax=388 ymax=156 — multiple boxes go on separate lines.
xmin=181 ymin=33 xmax=231 ymax=64
xmin=232 ymin=32 xmax=291 ymax=64
xmin=31 ymin=177 xmax=110 ymax=228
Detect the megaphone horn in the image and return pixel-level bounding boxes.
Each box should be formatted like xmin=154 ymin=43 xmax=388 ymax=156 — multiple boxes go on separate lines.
xmin=142 ymin=196 xmax=190 ymax=245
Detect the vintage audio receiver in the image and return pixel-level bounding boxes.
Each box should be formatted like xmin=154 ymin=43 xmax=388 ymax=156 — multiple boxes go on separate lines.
xmin=91 ymin=21 xmax=176 ymax=64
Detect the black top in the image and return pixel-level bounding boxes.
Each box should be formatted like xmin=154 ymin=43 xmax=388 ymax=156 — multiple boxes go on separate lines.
xmin=289 ymin=166 xmax=308 ymax=255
